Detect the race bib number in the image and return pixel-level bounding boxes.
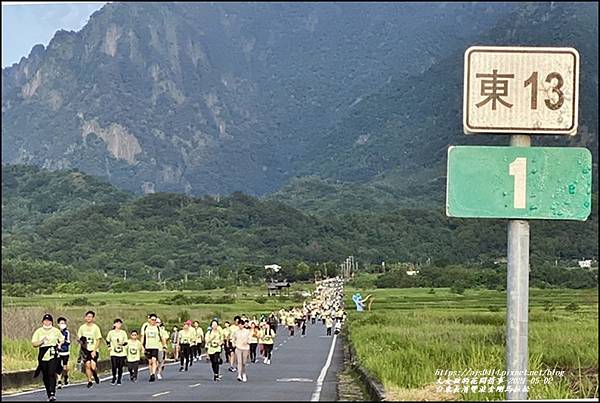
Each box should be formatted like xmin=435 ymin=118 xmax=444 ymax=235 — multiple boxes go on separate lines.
xmin=147 ymin=331 xmax=157 ymax=338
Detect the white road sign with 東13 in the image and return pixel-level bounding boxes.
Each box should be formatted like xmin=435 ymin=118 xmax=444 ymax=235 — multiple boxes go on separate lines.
xmin=464 ymin=46 xmax=579 ymax=135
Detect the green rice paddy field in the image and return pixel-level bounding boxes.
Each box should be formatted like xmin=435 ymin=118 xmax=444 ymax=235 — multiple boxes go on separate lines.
xmin=343 ymin=287 xmax=598 ymax=400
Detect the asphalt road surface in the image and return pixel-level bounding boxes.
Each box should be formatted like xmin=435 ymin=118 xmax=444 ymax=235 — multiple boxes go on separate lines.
xmin=3 ymin=323 xmax=343 ymax=402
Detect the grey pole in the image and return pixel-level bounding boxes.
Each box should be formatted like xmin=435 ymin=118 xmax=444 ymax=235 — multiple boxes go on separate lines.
xmin=506 ymin=134 xmax=530 ymax=400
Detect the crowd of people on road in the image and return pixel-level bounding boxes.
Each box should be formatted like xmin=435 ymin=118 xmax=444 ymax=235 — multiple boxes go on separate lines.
xmin=30 ymin=277 xmax=347 ymax=402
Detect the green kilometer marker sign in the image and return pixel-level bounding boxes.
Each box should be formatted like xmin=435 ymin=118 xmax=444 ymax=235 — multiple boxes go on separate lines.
xmin=446 ymin=146 xmax=592 ymax=220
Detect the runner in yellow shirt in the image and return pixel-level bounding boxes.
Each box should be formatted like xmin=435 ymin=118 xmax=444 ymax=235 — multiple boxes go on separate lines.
xmin=178 ymin=320 xmax=194 ymax=371
xmin=106 ymin=318 xmax=128 ymax=385
xmin=32 ymin=313 xmax=64 ymax=401
xmin=193 ymin=321 xmax=204 ymax=362
xmin=205 ymin=319 xmax=224 ymax=381
xmin=259 ymin=321 xmax=276 ymax=365
xmin=126 ymin=330 xmax=143 ymax=382
xmin=77 ymin=310 xmax=102 ymax=388
xmin=188 ymin=323 xmax=197 ymax=367
xmin=140 ymin=313 xmax=166 ymax=382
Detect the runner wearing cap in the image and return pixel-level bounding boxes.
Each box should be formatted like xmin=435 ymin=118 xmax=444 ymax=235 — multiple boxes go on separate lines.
xmin=77 ymin=311 xmax=102 ymax=388
xmin=178 ymin=320 xmax=194 ymax=371
xmin=32 ymin=314 xmax=64 ymax=402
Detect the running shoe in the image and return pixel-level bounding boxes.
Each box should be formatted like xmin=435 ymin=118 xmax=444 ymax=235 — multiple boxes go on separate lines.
xmin=149 ymin=374 xmax=156 ymax=382
xmin=237 ymin=376 xmax=243 ymax=382
xmin=57 ymin=381 xmax=62 ymax=390
xmin=179 ymin=367 xmax=184 ymax=372
xmin=110 ymin=379 xmax=116 ymax=386
xmin=157 ymin=374 xmax=163 ymax=380
xmin=87 ymin=382 xmax=93 ymax=388
xmin=48 ymin=395 xmax=56 ymax=402
xmin=242 ymin=374 xmax=247 ymax=382
xmin=93 ymin=372 xmax=100 ymax=384
xmin=117 ymin=381 xmax=122 ymax=386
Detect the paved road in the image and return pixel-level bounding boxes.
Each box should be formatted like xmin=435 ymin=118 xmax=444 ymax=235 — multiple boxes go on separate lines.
xmin=3 ymin=322 xmax=343 ymax=401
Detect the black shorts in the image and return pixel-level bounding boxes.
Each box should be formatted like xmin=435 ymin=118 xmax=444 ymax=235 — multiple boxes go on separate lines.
xmin=145 ymin=349 xmax=159 ymax=360
xmin=58 ymin=355 xmax=69 ymax=366
xmin=81 ymin=350 xmax=99 ymax=363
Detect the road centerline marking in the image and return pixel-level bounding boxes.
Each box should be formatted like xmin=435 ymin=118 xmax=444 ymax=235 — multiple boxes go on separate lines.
xmin=189 ymin=383 xmax=202 ymax=388
xmin=152 ymin=391 xmax=171 ymax=397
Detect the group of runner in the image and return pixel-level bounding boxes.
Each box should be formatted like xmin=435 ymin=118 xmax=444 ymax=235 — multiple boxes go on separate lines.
xmin=30 ymin=277 xmax=346 ymax=402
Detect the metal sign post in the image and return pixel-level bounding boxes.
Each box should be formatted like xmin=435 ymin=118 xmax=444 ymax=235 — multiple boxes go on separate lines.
xmin=506 ymin=134 xmax=530 ymax=400
xmin=451 ymin=45 xmax=586 ymax=401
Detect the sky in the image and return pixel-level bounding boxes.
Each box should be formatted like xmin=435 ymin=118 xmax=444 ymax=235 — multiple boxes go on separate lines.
xmin=2 ymin=2 xmax=107 ymax=68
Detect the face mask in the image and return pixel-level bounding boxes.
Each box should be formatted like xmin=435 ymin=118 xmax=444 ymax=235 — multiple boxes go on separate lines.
xmin=59 ymin=324 xmax=67 ymax=330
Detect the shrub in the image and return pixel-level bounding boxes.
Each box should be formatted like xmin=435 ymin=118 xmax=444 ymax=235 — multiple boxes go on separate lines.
xmin=65 ymin=296 xmax=91 ymax=306
xmin=565 ymin=302 xmax=579 ymax=312
xmin=255 ymin=296 xmax=268 ymax=304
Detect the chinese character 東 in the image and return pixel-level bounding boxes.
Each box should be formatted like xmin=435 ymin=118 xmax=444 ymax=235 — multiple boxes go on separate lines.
xmin=476 ymin=69 xmax=515 ymax=110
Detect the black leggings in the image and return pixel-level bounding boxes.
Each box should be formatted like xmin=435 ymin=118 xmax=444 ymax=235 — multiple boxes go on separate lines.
xmin=249 ymin=343 xmax=258 ymax=362
xmin=40 ymin=359 xmax=58 ymax=398
xmin=128 ymin=361 xmax=139 ymax=380
xmin=180 ymin=344 xmax=191 ymax=368
xmin=263 ymin=344 xmax=273 ymax=360
xmin=111 ymin=356 xmax=126 ymax=382
xmin=209 ymin=352 xmax=220 ymax=375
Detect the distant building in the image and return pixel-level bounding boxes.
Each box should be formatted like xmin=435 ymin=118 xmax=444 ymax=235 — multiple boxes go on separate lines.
xmin=578 ymin=259 xmax=593 ymax=269
xmin=266 ymin=281 xmax=290 ymax=297
xmin=406 ymin=270 xmax=419 ymax=276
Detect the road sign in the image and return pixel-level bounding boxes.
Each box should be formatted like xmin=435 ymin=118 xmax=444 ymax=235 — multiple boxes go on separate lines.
xmin=464 ymin=46 xmax=579 ymax=135
xmin=446 ymin=146 xmax=592 ymax=220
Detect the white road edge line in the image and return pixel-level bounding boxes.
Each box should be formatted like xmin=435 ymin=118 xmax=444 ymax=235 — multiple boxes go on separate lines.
xmin=310 ymin=334 xmax=338 ymax=402
xmin=152 ymin=391 xmax=171 ymax=397
xmin=2 ymin=362 xmax=180 ymax=398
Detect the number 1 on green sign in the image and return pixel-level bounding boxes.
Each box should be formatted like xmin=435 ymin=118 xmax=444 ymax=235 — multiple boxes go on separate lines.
xmin=509 ymin=157 xmax=527 ymax=209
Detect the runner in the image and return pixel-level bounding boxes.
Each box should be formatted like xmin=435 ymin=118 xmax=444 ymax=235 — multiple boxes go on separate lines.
xmin=140 ymin=313 xmax=166 ymax=382
xmin=126 ymin=330 xmax=143 ymax=382
xmin=193 ymin=321 xmax=204 ymax=362
xmin=286 ymin=310 xmax=295 ymax=336
xmin=231 ymin=319 xmax=251 ymax=382
xmin=171 ymin=325 xmax=180 ymax=361
xmin=178 ymin=320 xmax=194 ymax=372
xmin=106 ymin=318 xmax=128 ymax=385
xmin=56 ymin=317 xmax=70 ymax=389
xmin=188 ymin=321 xmax=197 ymax=367
xmin=156 ymin=318 xmax=169 ymax=380
xmin=224 ymin=319 xmax=239 ymax=373
xmin=77 ymin=310 xmax=102 ymax=388
xmin=248 ymin=321 xmax=259 ymax=363
xmin=32 ymin=314 xmax=64 ymax=402
xmin=205 ymin=319 xmax=224 ymax=381
xmin=259 ymin=321 xmax=275 ymax=365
